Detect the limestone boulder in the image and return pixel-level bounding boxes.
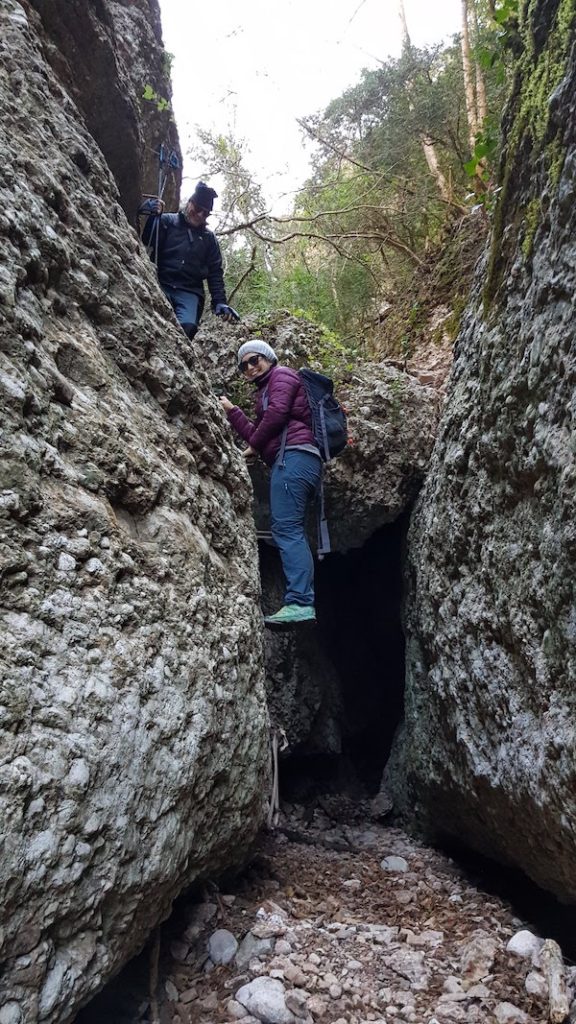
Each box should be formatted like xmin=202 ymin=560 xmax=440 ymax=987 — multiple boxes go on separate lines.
xmin=387 ymin=3 xmax=576 ymax=900
xmin=0 ymin=3 xmax=268 ymax=1021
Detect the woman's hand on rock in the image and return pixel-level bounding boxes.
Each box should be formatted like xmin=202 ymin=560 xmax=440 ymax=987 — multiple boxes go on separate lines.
xmin=219 ymin=396 xmax=234 ymax=412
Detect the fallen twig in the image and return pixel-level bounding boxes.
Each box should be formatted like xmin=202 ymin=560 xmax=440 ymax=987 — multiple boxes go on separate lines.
xmin=541 ymin=938 xmax=570 ymax=1023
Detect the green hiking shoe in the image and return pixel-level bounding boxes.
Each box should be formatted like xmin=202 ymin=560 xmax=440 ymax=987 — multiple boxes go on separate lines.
xmin=263 ymin=604 xmax=316 ymax=628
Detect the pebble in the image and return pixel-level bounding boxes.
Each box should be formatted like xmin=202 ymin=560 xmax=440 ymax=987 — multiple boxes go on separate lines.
xmin=524 ymin=970 xmax=547 ymax=997
xmin=235 ymin=977 xmax=295 ymax=1024
xmin=284 ymin=964 xmax=308 ymax=987
xmin=442 ymin=977 xmax=463 ymax=993
xmin=275 ymin=939 xmax=292 ymax=955
xmin=285 ymin=989 xmax=309 ymax=1017
xmin=380 ymin=856 xmax=409 ymax=873
xmin=506 ymin=930 xmax=544 ymax=959
xmin=164 ymin=980 xmax=178 ymax=1002
xmin=236 ymin=931 xmax=274 ymax=968
xmin=209 ymin=928 xmax=239 ymax=965
xmin=460 ymin=930 xmax=498 ymax=982
xmin=306 ymin=994 xmax=328 ymax=1017
xmin=494 ymin=1002 xmax=530 ymax=1023
xmin=227 ymin=998 xmax=248 ymax=1019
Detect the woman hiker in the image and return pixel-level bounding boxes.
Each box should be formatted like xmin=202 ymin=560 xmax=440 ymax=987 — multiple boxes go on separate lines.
xmin=220 ymin=341 xmax=322 ymax=627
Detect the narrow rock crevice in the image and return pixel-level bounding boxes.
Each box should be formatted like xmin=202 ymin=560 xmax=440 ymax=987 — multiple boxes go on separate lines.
xmin=262 ymin=518 xmax=408 ymax=800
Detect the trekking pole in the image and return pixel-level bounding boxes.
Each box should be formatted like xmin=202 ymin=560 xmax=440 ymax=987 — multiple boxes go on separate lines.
xmin=154 ymin=144 xmax=167 ymax=266
xmin=154 ymin=148 xmax=180 ymax=265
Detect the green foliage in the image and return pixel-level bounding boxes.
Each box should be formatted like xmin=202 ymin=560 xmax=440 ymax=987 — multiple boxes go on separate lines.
xmin=387 ymin=376 xmax=406 ymax=425
xmin=161 ymin=50 xmax=175 ymax=77
xmin=464 ymin=117 xmax=500 ymax=179
xmin=142 ymin=84 xmax=170 ymax=113
xmin=191 ymin=3 xmax=512 ymax=362
xmin=485 ymin=0 xmax=575 ymax=305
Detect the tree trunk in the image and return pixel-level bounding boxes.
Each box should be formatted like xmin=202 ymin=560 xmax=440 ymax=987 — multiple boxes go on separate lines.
xmin=460 ymin=0 xmax=479 ymax=150
xmin=472 ymin=0 xmax=489 ymax=125
xmin=398 ymin=0 xmax=412 ymax=51
xmin=421 ymin=135 xmax=452 ymax=202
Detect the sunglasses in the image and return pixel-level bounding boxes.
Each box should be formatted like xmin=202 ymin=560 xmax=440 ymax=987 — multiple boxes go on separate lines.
xmin=240 ymin=355 xmax=262 ymax=373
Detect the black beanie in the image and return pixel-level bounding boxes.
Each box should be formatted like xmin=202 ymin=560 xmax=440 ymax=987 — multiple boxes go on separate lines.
xmin=190 ymin=181 xmax=218 ymax=212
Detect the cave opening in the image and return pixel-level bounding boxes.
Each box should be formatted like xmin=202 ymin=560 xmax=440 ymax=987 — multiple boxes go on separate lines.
xmin=258 ymin=516 xmax=408 ymax=802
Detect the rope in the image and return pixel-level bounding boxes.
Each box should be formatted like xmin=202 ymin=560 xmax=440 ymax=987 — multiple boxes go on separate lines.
xmin=267 ymin=726 xmax=288 ymax=829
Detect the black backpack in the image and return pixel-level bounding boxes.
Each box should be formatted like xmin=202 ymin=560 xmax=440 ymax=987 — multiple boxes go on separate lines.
xmin=298 ymin=368 xmax=348 ymax=462
xmin=263 ymin=368 xmax=348 ymax=558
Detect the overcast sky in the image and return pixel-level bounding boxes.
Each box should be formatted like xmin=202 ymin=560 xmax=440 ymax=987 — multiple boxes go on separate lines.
xmin=158 ymin=0 xmax=462 ymax=213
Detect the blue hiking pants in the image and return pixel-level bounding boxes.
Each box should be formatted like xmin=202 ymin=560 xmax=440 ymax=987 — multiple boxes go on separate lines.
xmin=270 ymin=450 xmax=322 ymax=607
xmin=161 ymin=286 xmax=204 ymax=339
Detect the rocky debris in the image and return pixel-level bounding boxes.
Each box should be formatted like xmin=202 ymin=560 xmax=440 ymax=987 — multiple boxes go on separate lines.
xmin=387 ymin=1 xmax=576 ymax=903
xmin=110 ymin=804 xmax=572 ymax=1024
xmin=0 ymin=3 xmax=268 ymax=1021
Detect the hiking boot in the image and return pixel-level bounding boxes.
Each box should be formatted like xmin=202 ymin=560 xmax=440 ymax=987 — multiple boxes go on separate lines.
xmin=263 ymin=604 xmax=316 ymax=628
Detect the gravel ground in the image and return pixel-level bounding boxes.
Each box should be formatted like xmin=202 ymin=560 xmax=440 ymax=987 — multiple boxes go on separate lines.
xmin=124 ymin=801 xmax=574 ymax=1024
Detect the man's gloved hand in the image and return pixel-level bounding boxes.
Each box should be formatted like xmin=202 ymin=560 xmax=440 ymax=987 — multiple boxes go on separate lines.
xmin=214 ymin=303 xmax=240 ymax=323
xmin=139 ymin=197 xmax=165 ymax=215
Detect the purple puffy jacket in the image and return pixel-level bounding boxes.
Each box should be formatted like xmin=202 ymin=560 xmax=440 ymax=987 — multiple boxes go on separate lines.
xmin=227 ymin=365 xmax=316 ymax=466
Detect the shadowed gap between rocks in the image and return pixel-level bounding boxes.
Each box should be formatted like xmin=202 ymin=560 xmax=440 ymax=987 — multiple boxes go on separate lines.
xmin=260 ymin=517 xmax=408 ymax=801
xmin=436 ymin=839 xmax=576 ymax=964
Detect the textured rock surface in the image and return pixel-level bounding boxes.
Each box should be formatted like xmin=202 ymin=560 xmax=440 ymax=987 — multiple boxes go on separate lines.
xmin=259 ymin=544 xmax=343 ymax=757
xmin=0 ymin=2 xmax=268 ymax=1021
xmin=388 ymin=0 xmax=576 ymax=900
xmin=29 ymin=0 xmax=181 ymax=221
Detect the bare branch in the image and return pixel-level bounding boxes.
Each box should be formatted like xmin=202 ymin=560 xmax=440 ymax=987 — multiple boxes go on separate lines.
xmin=348 ymin=0 xmax=368 ymax=24
xmin=297 ymin=118 xmax=381 ymax=176
xmin=228 ymin=246 xmax=257 ymax=302
xmin=243 ymin=224 xmax=424 ymax=267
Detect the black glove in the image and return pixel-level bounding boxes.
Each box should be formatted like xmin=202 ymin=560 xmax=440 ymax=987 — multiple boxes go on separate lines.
xmin=138 ymin=197 xmax=164 ymax=215
xmin=214 ymin=303 xmax=240 ymax=322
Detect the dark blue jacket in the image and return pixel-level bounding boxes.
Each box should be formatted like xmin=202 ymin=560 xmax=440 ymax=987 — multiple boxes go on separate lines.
xmin=141 ymin=210 xmax=227 ymax=306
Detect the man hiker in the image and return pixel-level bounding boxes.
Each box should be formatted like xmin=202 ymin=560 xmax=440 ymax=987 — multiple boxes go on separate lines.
xmin=139 ymin=181 xmax=239 ymax=339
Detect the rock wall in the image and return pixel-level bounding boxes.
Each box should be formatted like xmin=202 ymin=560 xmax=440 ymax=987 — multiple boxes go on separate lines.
xmin=0 ymin=3 xmax=269 ymax=1021
xmin=388 ymin=0 xmax=576 ymax=901
xmin=29 ymin=0 xmax=181 ymax=220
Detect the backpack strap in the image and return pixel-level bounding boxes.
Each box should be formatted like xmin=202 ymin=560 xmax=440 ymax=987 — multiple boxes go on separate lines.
xmin=316 ymin=470 xmax=331 ymax=559
xmin=318 ymin=398 xmax=331 ymax=461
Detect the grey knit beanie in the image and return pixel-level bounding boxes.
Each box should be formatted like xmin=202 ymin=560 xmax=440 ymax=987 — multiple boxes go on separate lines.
xmin=237 ymin=339 xmax=277 ymax=366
